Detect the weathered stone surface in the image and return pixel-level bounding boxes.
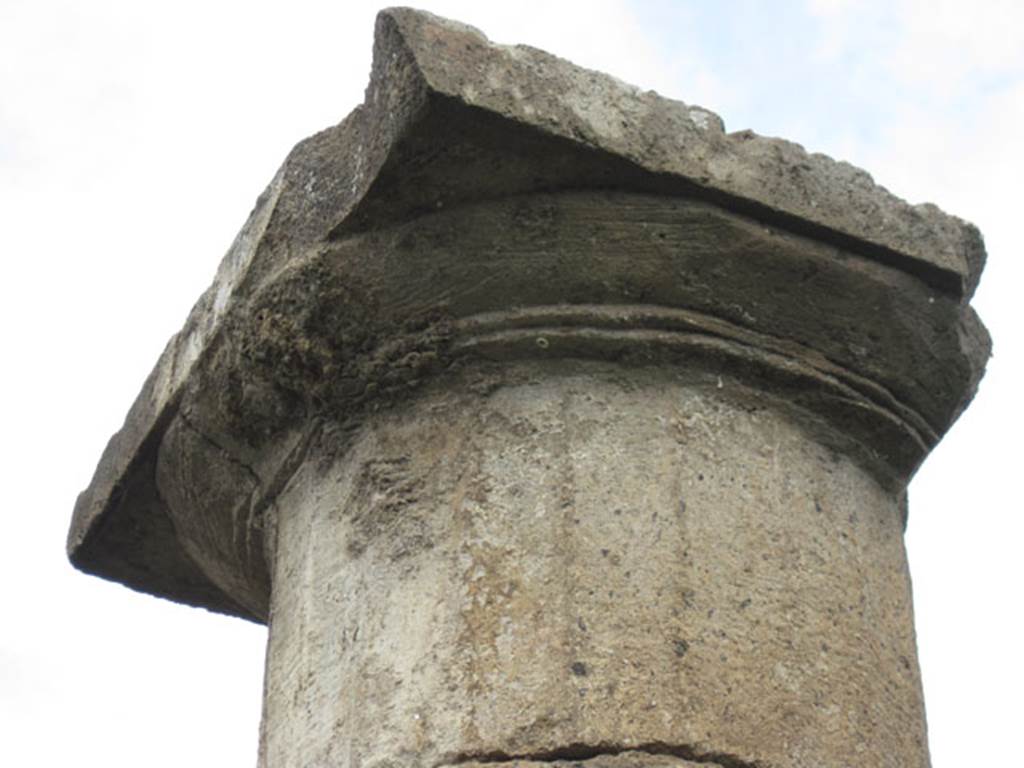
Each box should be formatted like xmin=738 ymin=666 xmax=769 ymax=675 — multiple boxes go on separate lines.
xmin=368 ymin=9 xmax=985 ymax=298
xmin=259 ymin=362 xmax=927 ymax=768
xmin=68 ymin=7 xmax=990 ymax=619
xmin=68 ymin=7 xmax=991 ymax=768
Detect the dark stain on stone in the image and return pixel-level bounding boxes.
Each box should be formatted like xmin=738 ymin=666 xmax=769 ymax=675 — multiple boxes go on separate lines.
xmin=237 ymin=260 xmax=453 ymax=425
xmin=673 ymin=639 xmax=690 ymax=658
xmin=345 ymin=456 xmax=430 ymax=559
xmin=571 ymin=661 xmax=588 ymax=676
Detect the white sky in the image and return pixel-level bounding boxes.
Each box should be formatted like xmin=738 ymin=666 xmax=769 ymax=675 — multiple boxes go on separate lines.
xmin=1 ymin=1 xmax=1020 ymax=766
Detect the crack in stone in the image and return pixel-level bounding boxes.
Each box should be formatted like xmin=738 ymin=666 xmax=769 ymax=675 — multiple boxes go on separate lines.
xmin=178 ymin=410 xmax=264 ymax=489
xmin=176 ymin=410 xmax=265 ymax=581
xmin=439 ymin=742 xmax=763 ymax=768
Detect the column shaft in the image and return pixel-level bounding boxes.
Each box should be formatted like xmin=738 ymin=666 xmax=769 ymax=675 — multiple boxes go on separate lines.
xmin=260 ymin=361 xmax=927 ymax=768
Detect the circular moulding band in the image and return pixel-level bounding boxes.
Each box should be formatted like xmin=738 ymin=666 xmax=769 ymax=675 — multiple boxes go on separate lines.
xmin=449 ymin=303 xmax=934 ymax=490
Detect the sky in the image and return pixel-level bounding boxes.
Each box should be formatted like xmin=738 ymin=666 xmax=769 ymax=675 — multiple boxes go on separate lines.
xmin=1 ymin=1 xmax=1020 ymax=765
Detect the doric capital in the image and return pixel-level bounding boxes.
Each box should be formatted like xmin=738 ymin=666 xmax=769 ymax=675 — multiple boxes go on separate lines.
xmin=69 ymin=8 xmax=989 ymax=622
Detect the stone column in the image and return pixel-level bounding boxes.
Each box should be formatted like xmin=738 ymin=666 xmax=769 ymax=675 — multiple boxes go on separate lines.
xmin=68 ymin=9 xmax=990 ymax=768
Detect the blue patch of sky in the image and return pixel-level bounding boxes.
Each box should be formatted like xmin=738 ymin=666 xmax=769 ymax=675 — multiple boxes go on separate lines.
xmin=628 ymin=0 xmax=909 ymax=159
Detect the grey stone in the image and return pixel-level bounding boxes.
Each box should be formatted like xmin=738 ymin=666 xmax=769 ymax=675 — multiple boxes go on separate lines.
xmin=67 ymin=7 xmax=990 ymax=620
xmin=258 ymin=363 xmax=928 ymax=766
xmin=68 ymin=7 xmax=991 ymax=767
xmin=364 ymin=9 xmax=985 ymax=298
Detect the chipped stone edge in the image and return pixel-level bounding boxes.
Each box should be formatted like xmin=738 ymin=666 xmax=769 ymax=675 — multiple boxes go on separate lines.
xmin=65 ymin=167 xmax=287 ymax=600
xmin=380 ymin=6 xmax=984 ymax=298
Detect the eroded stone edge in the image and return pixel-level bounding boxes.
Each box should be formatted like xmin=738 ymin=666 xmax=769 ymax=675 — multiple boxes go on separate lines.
xmin=64 ymin=10 xmax=436 ymax=606
xmin=380 ymin=6 xmax=984 ymax=297
xmin=65 ymin=167 xmax=287 ymax=614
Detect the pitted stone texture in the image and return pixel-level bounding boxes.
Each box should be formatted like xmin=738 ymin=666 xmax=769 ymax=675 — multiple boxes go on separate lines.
xmin=373 ymin=8 xmax=985 ymax=297
xmin=259 ymin=362 xmax=928 ymax=768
